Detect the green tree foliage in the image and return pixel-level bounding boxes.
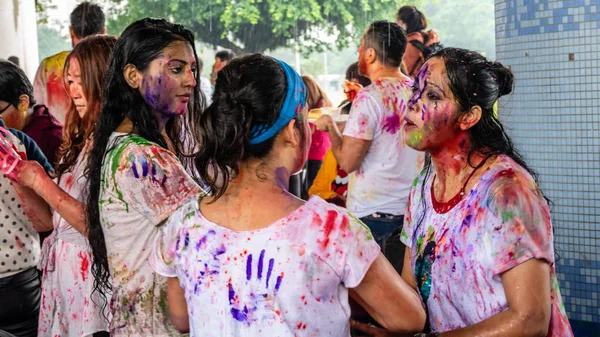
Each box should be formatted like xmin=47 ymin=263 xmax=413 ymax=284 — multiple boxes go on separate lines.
xmin=104 ymin=0 xmax=418 ymax=54
xmin=35 ymin=0 xmax=56 ymax=25
xmin=424 ymin=0 xmax=496 ymax=59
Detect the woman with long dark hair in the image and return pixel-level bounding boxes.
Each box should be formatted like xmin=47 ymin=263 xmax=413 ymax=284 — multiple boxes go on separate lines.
xmin=353 ymin=48 xmax=573 ymax=337
xmin=3 ymin=35 xmax=117 ymax=337
xmin=149 ymin=54 xmax=425 ymax=336
xmin=84 ymin=19 xmax=205 ymax=336
xmin=396 ymin=6 xmax=440 ymax=78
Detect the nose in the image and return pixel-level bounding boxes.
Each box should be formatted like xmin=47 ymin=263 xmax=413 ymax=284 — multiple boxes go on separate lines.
xmin=407 ymin=94 xmax=421 ymax=114
xmin=69 ymin=83 xmax=82 ymax=99
xmin=185 ymin=68 xmax=197 ymax=88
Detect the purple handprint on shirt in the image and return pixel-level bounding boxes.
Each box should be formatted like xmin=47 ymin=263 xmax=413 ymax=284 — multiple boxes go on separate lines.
xmin=228 ymin=249 xmax=284 ymax=325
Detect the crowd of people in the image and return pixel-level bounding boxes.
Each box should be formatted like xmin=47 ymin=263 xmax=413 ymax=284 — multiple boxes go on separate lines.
xmin=0 ymin=2 xmax=574 ymax=337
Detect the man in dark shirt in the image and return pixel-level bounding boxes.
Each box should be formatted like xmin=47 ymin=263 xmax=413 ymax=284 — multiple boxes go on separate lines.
xmin=0 ymin=60 xmax=63 ymax=168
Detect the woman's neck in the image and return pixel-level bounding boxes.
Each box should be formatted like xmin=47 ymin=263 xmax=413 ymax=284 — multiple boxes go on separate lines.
xmin=430 ymin=133 xmax=481 ymax=186
xmin=223 ymin=161 xmax=290 ymax=199
xmin=201 ymin=160 xmax=302 ymax=232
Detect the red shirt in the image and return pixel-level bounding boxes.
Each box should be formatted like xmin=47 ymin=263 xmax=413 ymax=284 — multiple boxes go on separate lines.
xmin=22 ymin=105 xmax=63 ymax=167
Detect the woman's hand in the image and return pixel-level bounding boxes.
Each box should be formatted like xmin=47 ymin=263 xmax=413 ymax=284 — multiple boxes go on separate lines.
xmin=351 ymin=320 xmax=414 ymax=337
xmin=343 ymin=80 xmax=364 ymax=101
xmin=315 ymin=114 xmax=334 ymax=131
xmin=6 ymin=159 xmax=47 ymax=189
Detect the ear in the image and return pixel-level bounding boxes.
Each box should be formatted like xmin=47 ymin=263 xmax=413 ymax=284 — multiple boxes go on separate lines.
xmin=101 ymin=27 xmax=107 ymax=34
xmin=458 ymin=105 xmax=482 ymax=131
xmin=123 ymin=64 xmax=142 ymax=89
xmin=18 ymin=94 xmax=30 ymax=112
xmin=69 ymin=27 xmax=75 ymax=40
xmin=281 ymin=119 xmax=301 ymax=146
xmin=366 ymin=47 xmax=378 ymax=65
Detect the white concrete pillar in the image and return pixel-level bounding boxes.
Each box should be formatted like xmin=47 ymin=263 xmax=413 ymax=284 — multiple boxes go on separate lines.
xmin=0 ymin=0 xmax=40 ymax=80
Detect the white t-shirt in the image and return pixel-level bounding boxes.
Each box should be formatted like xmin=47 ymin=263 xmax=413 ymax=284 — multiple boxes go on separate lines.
xmin=99 ymin=133 xmax=204 ymax=336
xmin=401 ymin=156 xmax=573 ymax=335
xmin=0 ymin=131 xmax=40 ymax=279
xmin=150 ymin=196 xmax=380 ymax=337
xmin=343 ymin=77 xmax=423 ymax=218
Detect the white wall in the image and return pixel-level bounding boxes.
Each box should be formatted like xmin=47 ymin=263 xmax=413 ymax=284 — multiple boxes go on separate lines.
xmin=0 ymin=0 xmax=40 ymax=79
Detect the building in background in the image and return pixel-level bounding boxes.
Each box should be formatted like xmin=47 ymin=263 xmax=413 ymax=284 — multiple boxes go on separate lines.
xmin=0 ymin=0 xmax=39 ymax=79
xmin=495 ymin=1 xmax=600 ymax=336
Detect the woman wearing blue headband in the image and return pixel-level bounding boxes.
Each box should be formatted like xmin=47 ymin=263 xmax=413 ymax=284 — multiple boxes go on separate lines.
xmin=150 ymin=54 xmax=425 ymax=336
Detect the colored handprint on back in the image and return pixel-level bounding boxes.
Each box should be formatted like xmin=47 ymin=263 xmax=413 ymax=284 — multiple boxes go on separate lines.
xmin=228 ymin=249 xmax=284 ymax=325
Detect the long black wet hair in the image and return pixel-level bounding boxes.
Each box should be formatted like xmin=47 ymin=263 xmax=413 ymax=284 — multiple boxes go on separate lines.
xmin=414 ymin=48 xmax=544 ymax=236
xmin=85 ymin=18 xmax=205 ymax=302
xmin=194 ymin=53 xmax=306 ymax=201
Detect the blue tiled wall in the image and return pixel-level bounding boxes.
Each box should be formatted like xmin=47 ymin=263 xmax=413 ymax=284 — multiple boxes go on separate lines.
xmin=495 ymin=0 xmax=600 ymax=331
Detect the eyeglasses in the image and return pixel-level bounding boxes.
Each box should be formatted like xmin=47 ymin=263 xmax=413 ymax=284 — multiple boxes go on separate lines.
xmin=0 ymin=103 xmax=12 ymax=115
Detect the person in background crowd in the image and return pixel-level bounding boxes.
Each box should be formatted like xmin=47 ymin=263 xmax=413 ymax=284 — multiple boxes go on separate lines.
xmin=33 ymin=2 xmax=106 ymax=124
xmin=85 ymin=18 xmax=206 ymax=336
xmin=396 ymin=6 xmax=441 ymax=78
xmin=301 ymin=75 xmax=333 ymax=199
xmin=353 ymin=48 xmax=574 ymax=337
xmin=308 ymin=63 xmax=371 ymax=207
xmin=6 ymin=35 xmax=117 ymax=337
xmin=210 ymin=49 xmax=236 ymax=86
xmin=316 ymin=21 xmax=422 ymax=269
xmin=150 ymin=53 xmax=426 ymax=336
xmin=7 ymin=56 xmax=19 ymax=67
xmin=0 ymin=61 xmax=63 ymax=168
xmin=197 ymin=56 xmax=213 ymax=106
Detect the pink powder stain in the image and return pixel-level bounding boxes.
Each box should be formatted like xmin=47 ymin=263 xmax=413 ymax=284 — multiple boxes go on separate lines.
xmin=78 ymin=251 xmax=89 ymax=281
xmin=383 ymin=114 xmax=401 ymax=134
xmin=15 ymin=235 xmax=25 ymax=249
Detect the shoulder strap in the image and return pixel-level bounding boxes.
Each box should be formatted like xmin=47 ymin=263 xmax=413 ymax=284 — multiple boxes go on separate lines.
xmin=409 ymin=40 xmax=427 ymax=76
xmin=409 ymin=39 xmax=427 ymax=54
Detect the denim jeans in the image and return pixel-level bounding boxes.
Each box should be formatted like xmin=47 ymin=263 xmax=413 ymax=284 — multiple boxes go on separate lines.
xmin=360 ymin=214 xmax=406 ymax=274
xmin=0 ymin=268 xmax=40 ymax=337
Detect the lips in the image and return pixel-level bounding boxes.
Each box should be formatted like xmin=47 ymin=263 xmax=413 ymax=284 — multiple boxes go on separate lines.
xmin=403 ymin=116 xmax=417 ymax=131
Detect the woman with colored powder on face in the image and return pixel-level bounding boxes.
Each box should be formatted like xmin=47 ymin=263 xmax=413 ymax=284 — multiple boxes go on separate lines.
xmin=4 ymin=35 xmax=117 ymax=337
xmin=352 ymin=48 xmax=573 ymax=337
xmin=148 ymin=54 xmax=426 ymax=336
xmin=84 ymin=19 xmax=206 ymax=337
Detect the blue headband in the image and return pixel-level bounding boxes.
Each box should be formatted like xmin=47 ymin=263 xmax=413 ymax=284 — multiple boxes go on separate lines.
xmin=249 ymin=59 xmax=307 ymax=145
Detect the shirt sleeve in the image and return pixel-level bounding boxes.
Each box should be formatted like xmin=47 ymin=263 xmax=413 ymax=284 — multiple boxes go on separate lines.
xmin=150 ymin=204 xmax=187 ymax=277
xmin=33 ymin=62 xmax=47 ymax=106
xmin=486 ymin=169 xmax=554 ymax=276
xmin=313 ymin=205 xmax=380 ymax=288
xmin=400 ymin=175 xmax=425 ymax=248
xmin=112 ymin=142 xmax=204 ymax=226
xmin=342 ymin=90 xmax=379 ymax=141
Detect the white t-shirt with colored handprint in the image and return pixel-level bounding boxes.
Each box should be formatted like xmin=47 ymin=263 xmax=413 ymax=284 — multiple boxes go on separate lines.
xmin=150 ymin=196 xmax=380 ymax=337
xmin=343 ymin=77 xmax=423 ymax=218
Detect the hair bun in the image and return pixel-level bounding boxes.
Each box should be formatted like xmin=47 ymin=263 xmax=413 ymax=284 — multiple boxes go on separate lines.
xmin=492 ymin=62 xmax=514 ymax=97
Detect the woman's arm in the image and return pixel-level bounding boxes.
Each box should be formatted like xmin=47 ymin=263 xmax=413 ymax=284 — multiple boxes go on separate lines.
xmin=167 ymin=277 xmax=190 ymax=333
xmin=9 ymin=160 xmax=88 ymax=235
xmin=12 ymin=183 xmax=53 ymax=232
xmin=352 ymin=257 xmax=551 ymax=337
xmin=351 ymin=253 xmax=426 ymax=333
xmin=438 ymin=259 xmax=551 ymax=337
